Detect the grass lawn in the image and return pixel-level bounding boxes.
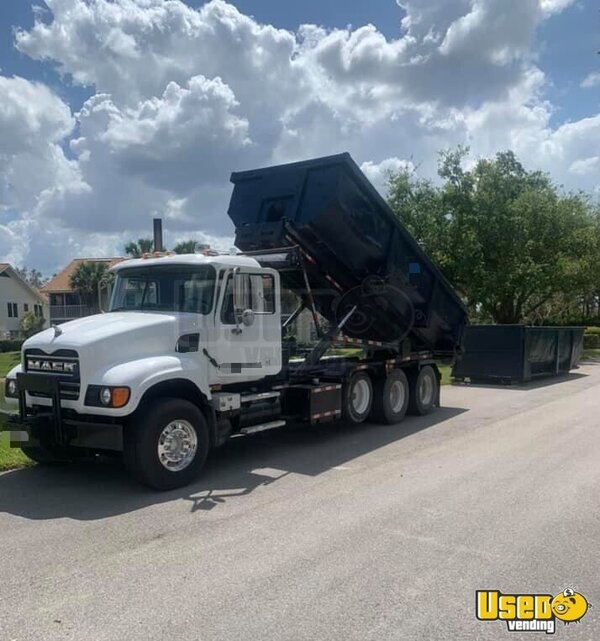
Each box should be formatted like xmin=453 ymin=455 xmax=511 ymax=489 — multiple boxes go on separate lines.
xmin=0 ymin=351 xmax=20 ymax=379
xmin=0 ymin=429 xmax=32 ymax=471
xmin=437 ymin=363 xmax=453 ymax=386
xmin=0 ymin=406 xmax=32 ymax=472
xmin=0 ymin=352 xmax=31 ymax=471
xmin=582 ymin=349 xmax=600 ymax=361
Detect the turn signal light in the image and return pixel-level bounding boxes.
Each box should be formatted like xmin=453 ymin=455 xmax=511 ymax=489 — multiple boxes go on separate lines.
xmin=110 ymin=387 xmax=130 ymax=408
xmin=85 ymin=385 xmax=131 ymax=408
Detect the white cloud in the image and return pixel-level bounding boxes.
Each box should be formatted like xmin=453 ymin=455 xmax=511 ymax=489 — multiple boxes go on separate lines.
xmin=15 ymin=0 xmax=300 ymax=109
xmin=0 ymin=0 xmax=598 ymax=273
xmin=439 ymin=0 xmax=540 ymax=64
xmin=0 ymin=75 xmax=73 ymax=153
xmin=581 ymin=72 xmax=600 ymax=89
xmin=100 ymin=76 xmax=251 ymax=191
xmin=0 ymin=75 xmax=85 ymax=215
xmin=539 ymin=0 xmax=577 ymax=15
xmin=361 ymin=158 xmax=415 ymax=195
xmin=569 ymin=156 xmax=600 ymax=176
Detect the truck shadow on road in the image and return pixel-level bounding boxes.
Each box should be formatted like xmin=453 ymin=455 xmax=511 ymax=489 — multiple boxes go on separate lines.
xmin=0 ymin=406 xmax=466 ymax=521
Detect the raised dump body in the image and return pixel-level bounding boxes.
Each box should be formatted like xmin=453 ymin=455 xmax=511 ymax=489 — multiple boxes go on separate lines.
xmin=229 ymin=153 xmax=467 ymax=356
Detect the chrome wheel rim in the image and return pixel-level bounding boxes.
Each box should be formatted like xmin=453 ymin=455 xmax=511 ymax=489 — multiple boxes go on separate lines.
xmin=351 ymin=379 xmax=371 ymax=415
xmin=157 ymin=420 xmax=198 ymax=472
xmin=419 ymin=373 xmax=434 ymax=406
xmin=389 ymin=380 xmax=406 ymax=413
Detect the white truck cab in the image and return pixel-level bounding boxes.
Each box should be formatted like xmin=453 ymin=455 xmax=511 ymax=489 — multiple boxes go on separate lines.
xmin=4 ymin=253 xmax=294 ymax=489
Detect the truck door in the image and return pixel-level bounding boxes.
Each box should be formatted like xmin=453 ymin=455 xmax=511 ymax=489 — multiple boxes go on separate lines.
xmin=211 ymin=268 xmax=282 ymax=383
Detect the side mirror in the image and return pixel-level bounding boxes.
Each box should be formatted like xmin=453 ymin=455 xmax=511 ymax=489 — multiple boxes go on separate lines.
xmin=233 ymin=268 xmax=245 ymax=312
xmin=232 ymin=268 xmax=251 ymax=333
xmin=98 ymin=277 xmax=113 ymax=313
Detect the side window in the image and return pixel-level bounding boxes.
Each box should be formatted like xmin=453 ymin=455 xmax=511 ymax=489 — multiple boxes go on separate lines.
xmin=251 ymin=274 xmax=275 ymax=314
xmin=220 ymin=272 xmax=276 ymax=324
xmin=220 ymin=274 xmax=235 ymax=324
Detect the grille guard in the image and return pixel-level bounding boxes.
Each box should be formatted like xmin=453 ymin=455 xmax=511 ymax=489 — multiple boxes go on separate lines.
xmin=16 ymin=373 xmax=68 ymax=446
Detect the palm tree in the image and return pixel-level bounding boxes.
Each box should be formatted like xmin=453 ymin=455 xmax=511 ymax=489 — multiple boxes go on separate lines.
xmin=172 ymin=240 xmax=199 ymax=254
xmin=124 ymin=238 xmax=154 ymax=258
xmin=70 ymin=262 xmax=110 ymax=310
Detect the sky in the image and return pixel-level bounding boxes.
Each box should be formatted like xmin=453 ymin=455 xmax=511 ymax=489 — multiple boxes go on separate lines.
xmin=0 ymin=0 xmax=598 ymax=275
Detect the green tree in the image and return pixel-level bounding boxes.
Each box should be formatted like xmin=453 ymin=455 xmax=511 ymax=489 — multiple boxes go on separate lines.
xmin=387 ymin=148 xmax=599 ymax=324
xmin=69 ymin=262 xmax=110 ymax=309
xmin=20 ymin=311 xmax=46 ymax=338
xmin=172 ymin=240 xmax=212 ymax=254
xmin=15 ymin=267 xmax=47 ymax=289
xmin=124 ymin=238 xmax=154 ymax=258
xmin=172 ymin=240 xmax=198 ymax=254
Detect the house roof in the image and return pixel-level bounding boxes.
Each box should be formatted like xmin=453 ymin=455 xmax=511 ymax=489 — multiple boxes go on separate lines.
xmin=40 ymin=258 xmax=125 ymax=293
xmin=0 ymin=263 xmax=48 ymax=304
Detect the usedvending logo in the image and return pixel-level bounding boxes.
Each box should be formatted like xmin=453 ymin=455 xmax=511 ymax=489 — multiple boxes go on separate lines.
xmin=476 ymin=588 xmax=591 ymax=634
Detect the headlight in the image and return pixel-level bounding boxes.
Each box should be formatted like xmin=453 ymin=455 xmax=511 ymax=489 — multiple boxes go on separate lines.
xmin=5 ymin=379 xmax=17 ymax=398
xmin=100 ymin=387 xmax=112 ymax=406
xmin=85 ymin=385 xmax=131 ymax=408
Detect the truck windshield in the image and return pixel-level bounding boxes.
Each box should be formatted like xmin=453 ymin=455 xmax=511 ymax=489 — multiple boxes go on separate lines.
xmin=110 ymin=265 xmax=216 ymax=314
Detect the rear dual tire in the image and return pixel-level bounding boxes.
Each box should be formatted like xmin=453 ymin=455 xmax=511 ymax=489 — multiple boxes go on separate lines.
xmin=370 ymin=369 xmax=409 ymax=425
xmin=408 ymin=365 xmax=438 ymax=416
xmin=343 ymin=372 xmax=373 ymax=424
xmin=344 ymin=365 xmax=439 ymax=426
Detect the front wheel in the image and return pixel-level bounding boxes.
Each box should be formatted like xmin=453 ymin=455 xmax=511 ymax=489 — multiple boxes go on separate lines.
xmin=124 ymin=398 xmax=209 ymax=490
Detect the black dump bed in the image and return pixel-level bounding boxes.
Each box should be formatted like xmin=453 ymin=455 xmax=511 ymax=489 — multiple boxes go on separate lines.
xmin=228 ymin=153 xmax=467 ymax=356
xmin=452 ymin=325 xmax=584 ymax=383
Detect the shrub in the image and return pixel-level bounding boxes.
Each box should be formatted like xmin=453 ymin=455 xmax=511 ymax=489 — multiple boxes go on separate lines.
xmin=20 ymin=312 xmax=46 ymax=338
xmin=0 ymin=340 xmax=23 ymax=353
xmin=585 ymin=326 xmax=600 ymax=335
xmin=583 ymin=334 xmax=600 ymax=349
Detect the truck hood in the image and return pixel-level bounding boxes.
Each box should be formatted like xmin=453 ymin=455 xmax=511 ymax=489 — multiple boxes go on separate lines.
xmin=23 ymin=312 xmax=200 ymax=364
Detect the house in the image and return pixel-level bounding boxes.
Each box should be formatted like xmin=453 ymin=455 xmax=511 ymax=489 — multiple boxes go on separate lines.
xmin=0 ymin=264 xmax=49 ymax=339
xmin=40 ymin=258 xmax=124 ymax=324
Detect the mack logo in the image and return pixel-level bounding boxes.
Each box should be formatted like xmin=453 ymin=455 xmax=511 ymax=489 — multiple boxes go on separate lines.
xmin=27 ymin=359 xmax=77 ymax=375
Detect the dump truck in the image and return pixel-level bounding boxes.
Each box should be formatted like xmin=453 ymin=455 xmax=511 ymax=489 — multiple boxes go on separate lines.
xmin=4 ymin=153 xmax=467 ymax=490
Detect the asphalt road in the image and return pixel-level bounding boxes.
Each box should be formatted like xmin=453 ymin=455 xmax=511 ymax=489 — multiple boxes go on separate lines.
xmin=1 ymin=365 xmax=600 ymax=641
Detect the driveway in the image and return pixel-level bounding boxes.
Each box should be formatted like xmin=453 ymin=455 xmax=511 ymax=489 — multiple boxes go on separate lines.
xmin=1 ymin=364 xmax=599 ymax=640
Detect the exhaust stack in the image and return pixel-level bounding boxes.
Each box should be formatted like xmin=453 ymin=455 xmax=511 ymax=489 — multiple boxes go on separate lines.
xmin=153 ymin=218 xmax=163 ymax=252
